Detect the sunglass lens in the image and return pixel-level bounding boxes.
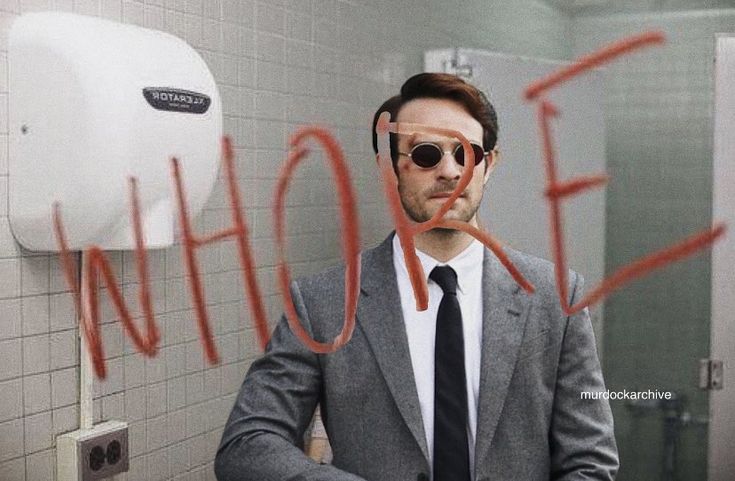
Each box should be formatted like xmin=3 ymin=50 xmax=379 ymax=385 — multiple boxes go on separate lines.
xmin=473 ymin=144 xmax=485 ymax=165
xmin=411 ymin=144 xmax=442 ymax=168
xmin=455 ymin=144 xmax=485 ymax=166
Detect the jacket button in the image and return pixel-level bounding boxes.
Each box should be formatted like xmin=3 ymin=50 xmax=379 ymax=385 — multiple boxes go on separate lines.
xmin=417 ymin=474 xmax=429 ymax=481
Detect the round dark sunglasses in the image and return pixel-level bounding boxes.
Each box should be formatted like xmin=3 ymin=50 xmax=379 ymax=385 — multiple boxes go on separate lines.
xmin=397 ymin=142 xmax=488 ymax=168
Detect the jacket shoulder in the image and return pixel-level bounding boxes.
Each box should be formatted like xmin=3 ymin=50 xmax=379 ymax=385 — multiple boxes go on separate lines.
xmin=500 ymin=246 xmax=582 ymax=306
xmin=293 ymin=262 xmax=347 ymax=296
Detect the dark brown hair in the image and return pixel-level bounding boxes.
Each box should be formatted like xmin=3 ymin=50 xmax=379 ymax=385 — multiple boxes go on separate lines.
xmin=371 ymin=73 xmax=499 ymax=164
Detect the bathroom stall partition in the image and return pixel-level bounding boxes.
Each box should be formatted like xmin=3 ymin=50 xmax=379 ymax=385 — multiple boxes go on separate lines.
xmin=427 ymin=43 xmax=735 ymax=481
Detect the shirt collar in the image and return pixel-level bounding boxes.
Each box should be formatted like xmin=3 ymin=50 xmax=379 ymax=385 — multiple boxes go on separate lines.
xmin=392 ymin=232 xmax=484 ymax=295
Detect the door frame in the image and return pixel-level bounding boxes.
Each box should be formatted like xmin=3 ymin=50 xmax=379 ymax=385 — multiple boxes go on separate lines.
xmin=709 ymin=33 xmax=735 ymax=481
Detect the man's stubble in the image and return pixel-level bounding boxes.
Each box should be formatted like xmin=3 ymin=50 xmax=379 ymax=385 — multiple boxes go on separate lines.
xmin=397 ymin=177 xmax=485 ymax=239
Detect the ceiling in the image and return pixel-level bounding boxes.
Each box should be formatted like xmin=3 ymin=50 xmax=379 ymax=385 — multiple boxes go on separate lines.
xmin=544 ymin=0 xmax=735 ymax=16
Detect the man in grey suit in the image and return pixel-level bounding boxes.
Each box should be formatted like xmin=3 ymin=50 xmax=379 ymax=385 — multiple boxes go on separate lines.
xmin=215 ymin=73 xmax=619 ymax=481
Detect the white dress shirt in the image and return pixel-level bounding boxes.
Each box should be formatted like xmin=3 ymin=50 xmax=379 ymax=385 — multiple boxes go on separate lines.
xmin=392 ymin=233 xmax=484 ymax=480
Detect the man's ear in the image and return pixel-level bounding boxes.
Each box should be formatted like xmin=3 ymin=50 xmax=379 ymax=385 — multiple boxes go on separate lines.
xmin=483 ymin=148 xmax=499 ymax=185
xmin=377 ymin=153 xmax=401 ymax=177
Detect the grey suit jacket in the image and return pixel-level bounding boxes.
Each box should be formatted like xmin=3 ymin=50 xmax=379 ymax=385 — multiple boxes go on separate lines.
xmin=215 ymin=232 xmax=619 ymax=481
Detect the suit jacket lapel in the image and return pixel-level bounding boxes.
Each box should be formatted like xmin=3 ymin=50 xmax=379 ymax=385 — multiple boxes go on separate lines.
xmin=356 ymin=232 xmax=431 ymax=464
xmin=474 ymin=247 xmax=532 ymax=478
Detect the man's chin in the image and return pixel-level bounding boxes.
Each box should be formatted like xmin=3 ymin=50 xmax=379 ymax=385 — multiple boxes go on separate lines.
xmin=427 ymin=208 xmax=473 ymax=224
xmin=402 ymin=201 xmax=475 ymax=225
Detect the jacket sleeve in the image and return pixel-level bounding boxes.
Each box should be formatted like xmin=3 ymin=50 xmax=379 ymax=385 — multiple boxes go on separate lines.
xmin=549 ymin=272 xmax=620 ymax=480
xmin=214 ymin=280 xmax=367 ymax=481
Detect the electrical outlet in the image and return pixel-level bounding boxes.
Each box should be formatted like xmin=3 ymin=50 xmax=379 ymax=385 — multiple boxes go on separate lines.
xmin=57 ymin=420 xmax=129 ymax=481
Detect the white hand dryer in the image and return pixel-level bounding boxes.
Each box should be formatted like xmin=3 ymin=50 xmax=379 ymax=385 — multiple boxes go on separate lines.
xmin=8 ymin=11 xmax=223 ymax=251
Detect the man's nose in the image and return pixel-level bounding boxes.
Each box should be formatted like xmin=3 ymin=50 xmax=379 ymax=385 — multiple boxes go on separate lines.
xmin=435 ymin=151 xmax=463 ymax=179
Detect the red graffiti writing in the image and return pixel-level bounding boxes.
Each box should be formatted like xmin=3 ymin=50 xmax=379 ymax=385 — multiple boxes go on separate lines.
xmin=525 ymin=31 xmax=725 ymax=315
xmin=51 ymin=31 xmax=726 ymax=379
xmin=274 ymin=127 xmax=361 ymax=354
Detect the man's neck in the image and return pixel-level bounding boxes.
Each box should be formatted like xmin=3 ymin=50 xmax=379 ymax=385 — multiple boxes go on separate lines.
xmin=412 ymin=224 xmax=476 ymax=263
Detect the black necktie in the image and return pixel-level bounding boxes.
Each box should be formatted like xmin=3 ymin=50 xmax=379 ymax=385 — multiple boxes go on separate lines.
xmin=430 ymin=265 xmax=470 ymax=481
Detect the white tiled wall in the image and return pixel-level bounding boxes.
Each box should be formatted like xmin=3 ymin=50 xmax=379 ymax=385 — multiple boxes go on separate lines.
xmin=0 ymin=1 xmax=569 ymax=480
